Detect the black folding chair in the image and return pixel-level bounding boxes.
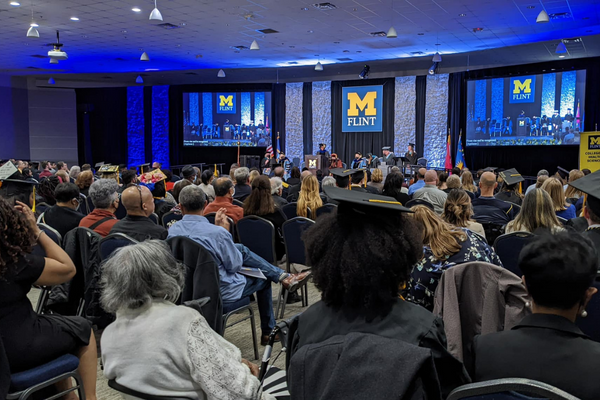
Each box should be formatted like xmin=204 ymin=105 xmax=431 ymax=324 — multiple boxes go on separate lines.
xmin=148 ymin=212 xmax=159 ymax=225
xmin=405 ymin=198 xmax=434 ymax=211
xmin=162 ymin=211 xmax=183 ymax=229
xmin=447 ymin=378 xmax=579 ymax=400
xmin=315 ymin=203 xmax=337 ymax=218
xmin=232 ymin=199 xmax=245 ymax=207
xmin=479 ymin=223 xmax=506 ymax=245
xmin=33 ymin=224 xmax=62 ymax=314
xmin=576 ymin=280 xmax=600 ymax=342
xmin=35 ymin=202 xmax=50 ymax=215
xmin=37 ymin=223 xmax=62 ymax=246
xmin=237 ymin=216 xmax=277 ymax=265
xmin=99 ymin=233 xmax=138 ymax=261
xmin=493 ymin=231 xmax=535 ymax=278
xmin=77 ymin=194 xmax=89 ymax=215
xmin=203 ymin=212 xmax=235 ymax=237
xmin=276 ymin=217 xmax=314 ymax=318
xmin=86 ymin=196 xmax=95 ymax=214
xmin=282 ymin=203 xmax=299 ymax=220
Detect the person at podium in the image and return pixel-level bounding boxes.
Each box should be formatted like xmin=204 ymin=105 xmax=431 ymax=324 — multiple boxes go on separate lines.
xmin=405 ymin=143 xmax=418 ymax=166
xmin=381 ymin=146 xmax=395 ymax=164
xmin=316 ymin=143 xmax=330 ymax=159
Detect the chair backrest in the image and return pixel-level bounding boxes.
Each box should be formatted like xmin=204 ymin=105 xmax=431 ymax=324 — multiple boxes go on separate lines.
xmin=86 ymin=196 xmax=96 ymax=214
xmin=405 ymin=198 xmax=434 ymax=211
xmin=447 ymin=378 xmax=580 ymax=400
xmin=316 ymin=203 xmax=338 ymax=218
xmin=35 ymin=202 xmax=50 ymax=215
xmin=480 ymin=223 xmax=506 ymax=245
xmin=162 ymin=211 xmax=183 ymax=229
xmin=237 ymin=216 xmax=277 ymax=264
xmin=232 ymin=199 xmax=244 ymax=207
xmin=37 ymin=223 xmax=62 ymax=246
xmin=282 ymin=202 xmax=299 ymax=219
xmin=282 ymin=217 xmax=314 ymax=266
xmin=417 ymin=157 xmax=428 ymax=167
xmin=148 ymin=212 xmax=159 ymax=225
xmin=493 ymin=231 xmax=536 ymax=277
xmin=108 ymin=379 xmax=194 ymax=400
xmin=167 ymin=236 xmax=223 ymax=334
xmin=203 ymin=212 xmax=235 ymax=236
xmin=99 ymin=233 xmax=138 ymax=261
xmin=576 ymin=280 xmax=600 ymax=342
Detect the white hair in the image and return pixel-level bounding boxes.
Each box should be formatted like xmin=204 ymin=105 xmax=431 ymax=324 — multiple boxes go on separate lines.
xmin=270 ymin=177 xmax=283 ymax=195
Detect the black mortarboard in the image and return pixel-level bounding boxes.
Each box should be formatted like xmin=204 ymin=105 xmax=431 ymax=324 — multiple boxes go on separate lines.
xmin=408 ymin=143 xmax=415 ymax=147
xmin=557 ymin=166 xmax=569 ymax=180
xmin=95 ymin=162 xmax=105 ymax=169
xmin=0 ymin=177 xmax=38 ymax=209
xmin=323 ymin=186 xmax=412 ymax=213
xmin=382 ymin=146 xmax=391 ymax=151
xmin=138 ymin=163 xmax=151 ymax=174
xmin=483 ymin=167 xmax=498 ymax=173
xmin=330 ymin=168 xmax=356 ymax=178
xmin=499 ymin=168 xmax=524 ymax=186
xmin=182 ymin=165 xmax=196 ymax=179
xmin=568 ymin=170 xmax=600 ymax=216
xmin=319 ymin=143 xmax=326 ymax=147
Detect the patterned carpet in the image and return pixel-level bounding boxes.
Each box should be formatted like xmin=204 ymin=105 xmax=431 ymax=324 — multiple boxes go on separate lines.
xmin=29 ymin=281 xmax=321 ymax=400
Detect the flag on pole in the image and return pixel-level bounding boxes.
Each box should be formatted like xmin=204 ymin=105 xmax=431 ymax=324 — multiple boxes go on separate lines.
xmin=455 ymin=133 xmax=465 ymax=169
xmin=575 ymin=99 xmax=581 ymax=131
xmin=444 ymin=133 xmax=453 ymax=171
xmin=276 ymin=132 xmax=281 ymax=154
xmin=265 ymin=114 xmax=269 ymax=132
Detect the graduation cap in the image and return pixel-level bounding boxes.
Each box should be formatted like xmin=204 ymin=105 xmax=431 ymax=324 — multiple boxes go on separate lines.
xmin=408 ymin=143 xmax=415 ymax=147
xmin=138 ymin=163 xmax=151 ymax=174
xmin=483 ymin=167 xmax=498 ymax=173
xmin=323 ymin=186 xmax=412 ymax=214
xmin=318 ymin=143 xmax=326 ymax=147
xmin=557 ymin=166 xmax=569 ymax=180
xmin=0 ymin=177 xmax=39 ymax=210
xmin=499 ymin=168 xmax=524 ymax=186
xmin=568 ymin=170 xmax=600 ymax=216
xmin=330 ymin=168 xmax=356 ymax=178
xmin=94 ymin=162 xmax=105 ymax=169
xmin=382 ymin=146 xmax=391 ymax=151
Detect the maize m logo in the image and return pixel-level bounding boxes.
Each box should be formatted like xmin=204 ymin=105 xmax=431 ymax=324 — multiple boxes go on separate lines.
xmin=342 ymin=85 xmax=383 ymax=132
xmin=217 ymin=93 xmax=236 ymax=114
xmin=589 ymin=135 xmax=600 ymax=150
xmin=509 ymin=76 xmax=536 ymax=104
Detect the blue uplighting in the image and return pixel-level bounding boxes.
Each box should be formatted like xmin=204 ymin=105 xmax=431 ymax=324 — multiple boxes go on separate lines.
xmin=474 ymin=80 xmax=486 ymax=121
xmin=560 ymin=71 xmax=576 ymax=117
xmin=127 ymin=86 xmax=145 ymax=168
xmin=254 ymin=92 xmax=265 ymax=126
xmin=491 ymin=78 xmax=504 ymax=122
xmin=241 ymin=92 xmax=251 ymax=125
xmin=152 ymin=85 xmax=170 ymax=169
xmin=202 ymin=93 xmax=213 ymax=128
xmin=189 ymin=93 xmax=199 ymax=126
xmin=541 ymin=73 xmax=556 ymax=118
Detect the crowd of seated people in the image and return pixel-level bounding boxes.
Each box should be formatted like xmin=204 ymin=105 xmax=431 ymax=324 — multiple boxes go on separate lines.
xmin=1 ymin=156 xmax=600 ymax=400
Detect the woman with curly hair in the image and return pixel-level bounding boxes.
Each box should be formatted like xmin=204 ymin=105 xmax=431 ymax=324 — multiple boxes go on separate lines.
xmin=290 ymin=188 xmax=469 ymax=396
xmin=0 ymin=198 xmax=97 ymax=399
xmin=442 ymin=189 xmax=486 ymax=239
xmin=76 ymin=170 xmax=94 ymax=197
xmin=296 ymin=174 xmax=322 ymax=219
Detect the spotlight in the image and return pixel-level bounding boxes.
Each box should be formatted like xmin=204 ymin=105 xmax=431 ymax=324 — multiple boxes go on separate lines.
xmin=48 ymin=77 xmax=55 ymax=84
xmin=27 ymin=26 xmax=39 ymax=38
xmin=536 ymin=10 xmax=549 ymax=23
xmin=358 ymin=65 xmax=370 ymax=79
xmin=315 ymin=61 xmax=323 ymax=71
xmin=386 ymin=26 xmax=397 ymax=38
xmin=428 ymin=62 xmax=439 ymax=75
xmin=555 ymin=41 xmax=567 ymax=54
xmin=149 ymin=0 xmax=163 ymax=21
xmin=140 ymin=52 xmax=150 ymax=61
xmin=136 ymin=75 xmax=144 ymax=83
xmin=49 ymin=57 xmax=58 ymax=64
xmin=9 ymin=2 xmax=20 ymax=6
xmin=250 ymin=40 xmax=260 ymax=50
xmin=432 ymin=52 xmax=442 ymax=62
xmin=217 ymin=69 xmax=226 ymax=78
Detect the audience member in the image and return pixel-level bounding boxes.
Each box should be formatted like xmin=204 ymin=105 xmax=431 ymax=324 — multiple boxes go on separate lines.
xmin=287 ymin=167 xmax=301 ymax=186
xmin=119 ymin=170 xmax=138 ymax=192
xmin=451 ymin=167 xmax=461 ymax=177
xmin=297 ymin=174 xmax=322 ymax=219
xmin=471 ymin=171 xmax=518 ymax=225
xmin=167 ymin=185 xmax=310 ymax=344
xmin=79 ymin=179 xmax=119 ymax=237
xmin=288 ymin=170 xmax=312 ymax=202
xmin=568 ymin=170 xmax=600 ymax=263
xmin=0 ymin=199 xmax=97 ymax=399
xmin=169 ymin=180 xmax=192 ymax=215
xmin=233 ymin=167 xmax=252 ymax=202
xmin=564 ymin=169 xmax=584 ymax=201
xmin=582 ymin=168 xmax=591 ymax=176
xmin=321 ymin=176 xmax=335 ymax=189
xmin=199 ymin=169 xmax=216 ymax=203
xmin=56 ymin=170 xmax=70 ymax=185
xmin=69 ymin=165 xmax=81 ymax=181
xmin=272 ymin=167 xmax=290 ymax=197
xmin=151 ymin=161 xmax=162 ymax=169
xmin=442 ymin=189 xmax=486 ymax=239
xmin=349 ymin=170 xmax=377 ymax=194
xmin=81 ymin=164 xmax=91 ymax=172
xmin=495 ymin=182 xmax=523 ymax=206
xmin=367 ymin=168 xmax=384 ymax=193
xmin=437 ymin=172 xmax=449 ymax=191
xmin=56 ymin=161 xmax=68 ymax=173
xmin=228 ymin=163 xmax=240 ymax=179
xmin=291 ymin=187 xmax=469 ymax=396
xmin=408 ymin=168 xmax=427 ymax=195
xmin=38 ymin=176 xmax=60 ymax=205
xmin=461 ymin=170 xmax=477 ymax=194
xmin=445 ymin=174 xmax=461 ymax=193
xmin=100 ymin=240 xmax=271 ymax=400
xmin=412 ymin=170 xmax=448 ymax=214
xmin=542 ymin=177 xmax=576 ymax=220
xmin=382 ymin=172 xmax=410 ymax=205
xmin=181 ymin=166 xmax=197 ymax=184
xmin=42 ymin=183 xmax=85 ymax=237
xmin=473 ymin=232 xmax=600 ymax=400
xmin=249 ymin=169 xmax=260 ymax=184
xmin=204 ymin=177 xmax=244 ymax=223
xmin=162 ymin=169 xmax=174 ymax=191
xmin=244 ymin=176 xmax=287 ymax=259
xmin=110 ymin=185 xmax=168 ymax=241
xmin=505 ymin=189 xmax=563 ymax=234
xmin=407 ymin=205 xmax=501 ymax=311
xmin=270 ymin=177 xmax=289 ymax=208
xmin=76 ymin=170 xmax=94 ymax=197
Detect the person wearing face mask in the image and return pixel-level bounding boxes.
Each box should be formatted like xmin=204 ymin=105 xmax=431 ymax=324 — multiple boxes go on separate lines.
xmin=203 ymin=177 xmax=244 ymax=223
xmin=41 ymin=182 xmax=85 ymax=237
xmin=181 ymin=165 xmax=197 ymax=184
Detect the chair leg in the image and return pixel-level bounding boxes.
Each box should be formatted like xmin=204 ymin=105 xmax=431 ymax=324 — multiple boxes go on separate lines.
xmin=248 ymin=308 xmax=259 ymax=360
xmin=279 ymin=290 xmax=289 ymax=319
xmin=275 ymin=285 xmax=284 ymax=320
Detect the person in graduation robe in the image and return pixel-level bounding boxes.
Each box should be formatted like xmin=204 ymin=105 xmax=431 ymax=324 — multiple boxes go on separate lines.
xmin=316 ymin=143 xmax=331 ymax=159
xmin=381 ymin=146 xmax=396 ymax=164
xmin=405 ymin=143 xmax=418 ymax=165
xmin=350 ymin=152 xmax=367 ymax=169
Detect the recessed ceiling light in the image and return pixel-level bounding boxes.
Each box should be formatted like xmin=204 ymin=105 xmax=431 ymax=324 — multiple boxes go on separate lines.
xmin=459 ymin=13 xmax=466 ymax=17
xmin=145 ymin=68 xmax=160 ymax=71
xmin=132 ymin=7 xmax=141 ymax=12
xmin=301 ymin=7 xmax=308 ymax=10
xmin=559 ymin=55 xmax=565 ymax=58
xmin=527 ymin=5 xmax=535 ymax=9
xmin=30 ymin=22 xmax=38 ymax=27
xmin=9 ymin=1 xmax=20 ymax=6
xmin=180 ymin=22 xmax=186 ymax=26
xmin=417 ymin=33 xmax=424 ymax=35
xmin=307 ymin=30 xmax=314 ymax=33
xmin=333 ymin=41 xmax=340 ymax=44
xmin=70 ymin=17 xmax=79 ymax=21
xmin=121 ymin=30 xmax=127 ymax=33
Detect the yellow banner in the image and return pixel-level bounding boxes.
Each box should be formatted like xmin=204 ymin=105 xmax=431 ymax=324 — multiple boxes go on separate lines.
xmin=580 ymin=131 xmax=600 ymax=172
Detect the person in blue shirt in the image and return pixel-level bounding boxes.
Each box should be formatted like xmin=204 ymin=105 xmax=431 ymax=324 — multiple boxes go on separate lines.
xmin=541 ymin=177 xmax=577 ymax=220
xmin=167 ymin=185 xmax=310 ymax=344
xmin=408 ymin=168 xmax=427 ymax=196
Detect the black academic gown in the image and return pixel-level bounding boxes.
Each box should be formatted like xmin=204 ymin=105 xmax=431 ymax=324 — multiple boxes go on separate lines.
xmin=583 ymin=227 xmax=600 ymax=268
xmin=405 ymin=151 xmax=418 ymax=165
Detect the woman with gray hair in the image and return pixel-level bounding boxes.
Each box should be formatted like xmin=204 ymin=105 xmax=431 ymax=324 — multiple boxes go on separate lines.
xmin=69 ymin=165 xmax=81 ymax=181
xmin=78 ymin=179 xmax=120 ymax=237
xmin=100 ymin=241 xmax=275 ymax=400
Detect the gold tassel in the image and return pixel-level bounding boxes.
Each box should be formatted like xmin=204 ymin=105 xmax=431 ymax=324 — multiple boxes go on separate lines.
xmin=32 ymin=186 xmax=36 ymax=213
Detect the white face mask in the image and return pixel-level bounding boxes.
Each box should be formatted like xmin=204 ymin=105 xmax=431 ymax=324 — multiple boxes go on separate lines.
xmin=231 ymin=187 xmax=235 ymax=197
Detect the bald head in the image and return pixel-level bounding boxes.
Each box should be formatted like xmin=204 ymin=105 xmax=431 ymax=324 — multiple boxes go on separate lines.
xmin=417 ymin=168 xmax=427 ymax=180
xmin=274 ymin=167 xmax=284 ymax=178
xmin=121 ymin=185 xmax=155 ymax=216
xmin=479 ymin=171 xmax=498 ymax=196
xmin=424 ymin=170 xmax=438 ymax=184
xmin=300 ymin=170 xmax=312 ymax=181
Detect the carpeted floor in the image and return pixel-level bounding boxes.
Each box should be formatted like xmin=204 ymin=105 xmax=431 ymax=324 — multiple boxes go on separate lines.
xmin=28 ymin=281 xmax=321 ymax=400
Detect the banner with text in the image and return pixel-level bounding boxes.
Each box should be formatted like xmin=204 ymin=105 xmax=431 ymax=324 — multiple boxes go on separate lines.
xmin=580 ymin=131 xmax=600 ymax=172
xmin=342 ymin=85 xmax=383 ymax=132
xmin=217 ymin=93 xmax=236 ymax=114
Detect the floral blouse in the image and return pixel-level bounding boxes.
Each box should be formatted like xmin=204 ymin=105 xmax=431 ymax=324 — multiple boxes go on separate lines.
xmin=407 ymin=228 xmax=503 ymax=311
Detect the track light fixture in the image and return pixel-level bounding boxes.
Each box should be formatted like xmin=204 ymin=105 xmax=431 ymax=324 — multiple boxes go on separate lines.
xmin=536 ymin=10 xmax=549 ymax=23
xmin=555 ymin=41 xmax=567 ymax=54
xmin=428 ymin=62 xmax=439 ymax=75
xmin=315 ymin=61 xmax=323 ymax=71
xmin=136 ymin=75 xmax=144 ymax=83
xmin=49 ymin=57 xmax=58 ymax=64
xmin=149 ymin=0 xmax=163 ymax=21
xmin=27 ymin=26 xmax=39 ymax=37
xmin=359 ymin=65 xmax=370 ymax=79
xmin=386 ymin=26 xmax=397 ymax=38
xmin=250 ymin=40 xmax=260 ymax=50
xmin=217 ymin=69 xmax=226 ymax=78
xmin=140 ymin=52 xmax=150 ymax=61
xmin=432 ymin=52 xmax=442 ymax=62
xmin=48 ymin=77 xmax=55 ymax=84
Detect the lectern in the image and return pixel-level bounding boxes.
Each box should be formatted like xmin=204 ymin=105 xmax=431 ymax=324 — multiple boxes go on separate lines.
xmin=305 ymin=155 xmax=328 ymax=175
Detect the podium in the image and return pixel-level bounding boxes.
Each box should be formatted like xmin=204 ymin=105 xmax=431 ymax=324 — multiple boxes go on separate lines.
xmin=517 ymin=118 xmax=527 ymax=137
xmin=305 ymin=155 xmax=328 ymax=175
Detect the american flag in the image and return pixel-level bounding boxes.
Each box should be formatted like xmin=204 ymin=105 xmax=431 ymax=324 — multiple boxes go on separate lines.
xmin=267 ymin=144 xmax=273 ymax=154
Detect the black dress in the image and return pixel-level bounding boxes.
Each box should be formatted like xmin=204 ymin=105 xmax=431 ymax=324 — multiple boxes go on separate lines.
xmin=0 ymin=254 xmax=91 ymax=373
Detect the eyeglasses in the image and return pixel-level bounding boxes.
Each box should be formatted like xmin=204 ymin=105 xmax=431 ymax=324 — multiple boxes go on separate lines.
xmin=134 ymin=185 xmax=144 ymax=209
